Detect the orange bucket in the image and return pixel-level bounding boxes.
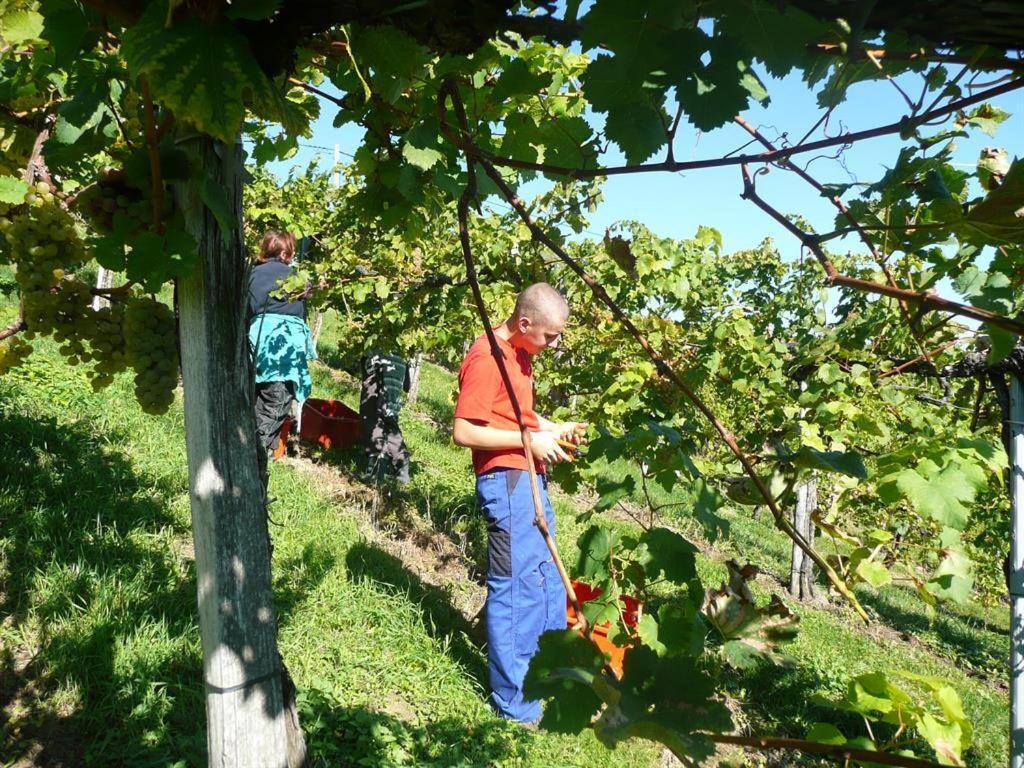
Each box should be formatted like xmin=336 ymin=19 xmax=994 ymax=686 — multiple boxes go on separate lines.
xmin=566 ymin=580 xmax=640 ymax=676
xmin=272 ymin=416 xmax=292 ymax=460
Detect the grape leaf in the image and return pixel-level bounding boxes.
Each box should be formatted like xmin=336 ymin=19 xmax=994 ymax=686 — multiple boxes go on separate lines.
xmin=855 ymin=560 xmax=891 ymax=589
xmin=200 ymin=177 xmax=234 ymax=241
xmin=636 ymin=527 xmax=697 ymax=584
xmin=927 ymin=548 xmax=973 ymax=604
xmin=594 ymin=471 xmax=635 ymax=512
xmin=985 ymin=324 xmax=1016 ymax=365
xmin=962 ymin=103 xmax=1010 ymax=137
xmin=576 ymin=525 xmax=618 ymax=580
xmin=790 ymin=446 xmax=868 ymax=479
xmin=655 ymin=601 xmax=706 ymax=657
xmin=122 ymin=1 xmax=299 ymax=142
xmin=963 ymin=160 xmax=1024 ymax=244
xmin=917 ymin=714 xmax=966 ymax=765
xmin=674 ymin=36 xmax=756 ymax=131
xmin=583 ymin=56 xmax=669 ymax=164
xmin=580 ymin=4 xmax=702 ymax=162
xmin=40 ymin=0 xmax=92 ymax=67
xmin=691 ymin=477 xmax=729 ymax=543
xmin=0 ymin=7 xmax=43 ymax=45
xmin=636 ymin=612 xmax=659 ymax=649
xmin=593 ymin=646 xmax=730 ymax=760
xmin=977 ymin=147 xmax=1009 ymax=190
xmin=709 ymin=0 xmax=829 ymax=78
xmin=602 ymin=98 xmax=671 ymax=165
xmin=807 ymin=723 xmax=846 ymax=745
xmin=125 ymin=227 xmax=197 ymax=288
xmin=886 ymin=458 xmax=986 ymax=530
xmin=0 ymin=176 xmax=28 ymax=204
xmin=523 ymin=630 xmax=605 ymax=733
xmin=703 ymin=560 xmax=799 ymax=667
xmin=402 ymin=142 xmax=443 ymax=172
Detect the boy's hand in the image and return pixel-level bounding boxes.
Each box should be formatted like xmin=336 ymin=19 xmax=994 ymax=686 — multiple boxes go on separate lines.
xmin=529 ymin=431 xmax=572 ymax=464
xmin=554 ymin=421 xmax=588 ymax=445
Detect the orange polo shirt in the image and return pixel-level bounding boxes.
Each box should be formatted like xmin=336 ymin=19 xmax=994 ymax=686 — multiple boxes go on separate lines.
xmin=455 ymin=332 xmax=544 ymax=475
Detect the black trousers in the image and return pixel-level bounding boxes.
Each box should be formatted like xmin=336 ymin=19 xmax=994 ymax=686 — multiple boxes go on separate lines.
xmin=255 ymin=380 xmax=295 ymax=452
xmin=359 ymin=355 xmax=411 ymax=484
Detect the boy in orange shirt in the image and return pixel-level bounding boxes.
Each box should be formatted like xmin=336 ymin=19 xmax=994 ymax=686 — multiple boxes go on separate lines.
xmin=453 ymin=282 xmax=585 ymax=723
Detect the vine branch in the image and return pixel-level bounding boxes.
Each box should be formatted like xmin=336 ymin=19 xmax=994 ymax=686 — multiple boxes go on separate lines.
xmin=453 ymin=144 xmax=870 ymax=621
xmin=812 ymin=43 xmax=1024 ymax=72
xmin=878 ymin=340 xmax=959 ymax=379
xmin=471 ymin=78 xmax=1023 ymax=180
xmin=0 ymin=315 xmax=26 ymax=341
xmin=439 ymin=79 xmax=589 ymax=637
xmin=739 ymin=165 xmax=1024 ymax=337
xmin=23 ymin=117 xmax=54 ymax=187
xmin=732 ymin=116 xmax=944 ymax=371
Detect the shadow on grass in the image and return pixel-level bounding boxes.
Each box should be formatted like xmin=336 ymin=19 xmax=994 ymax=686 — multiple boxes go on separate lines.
xmin=315 ymin=343 xmax=360 ymax=379
xmin=299 ymin=689 xmax=525 ymax=767
xmin=0 ymin=409 xmax=204 ymax=766
xmin=0 ymin=407 xmax=333 ymax=767
xmin=344 ymin=540 xmax=489 ymax=688
xmin=275 ymin=541 xmax=340 ymax=621
xmin=725 ymin=659 xmax=994 ymax=766
xmin=306 ymin=439 xmax=489 ymax=578
xmin=725 ymin=662 xmax=900 ymax=757
xmin=854 ymin=586 xmax=1007 ymax=674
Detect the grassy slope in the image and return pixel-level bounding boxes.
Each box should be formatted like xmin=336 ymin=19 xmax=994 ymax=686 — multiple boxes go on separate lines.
xmin=0 ymin=300 xmax=1009 ymax=767
xmin=0 ymin=298 xmax=654 ymax=767
xmin=313 ymin=315 xmax=1009 ymax=766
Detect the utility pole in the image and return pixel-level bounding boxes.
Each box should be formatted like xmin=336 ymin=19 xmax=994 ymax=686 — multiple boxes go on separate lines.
xmin=1010 ymin=373 xmax=1023 ymax=767
xmin=92 ymin=266 xmax=112 ymax=310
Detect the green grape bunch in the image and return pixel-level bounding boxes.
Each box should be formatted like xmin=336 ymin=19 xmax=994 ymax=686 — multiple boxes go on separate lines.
xmin=123 ymin=296 xmax=179 ymax=415
xmin=118 ymin=89 xmax=145 ymax=148
xmin=74 ymin=170 xmax=151 ymax=236
xmin=0 ymin=335 xmax=32 ymax=375
xmin=84 ymin=301 xmax=129 ymax=391
xmin=0 ymin=182 xmax=92 ymax=346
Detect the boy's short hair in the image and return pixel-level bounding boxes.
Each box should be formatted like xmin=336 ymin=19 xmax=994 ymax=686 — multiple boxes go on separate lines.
xmin=513 ymin=282 xmax=568 ymax=323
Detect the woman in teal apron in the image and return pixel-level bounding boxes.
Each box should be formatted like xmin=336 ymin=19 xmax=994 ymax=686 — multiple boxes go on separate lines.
xmin=247 ymin=230 xmax=316 ymax=455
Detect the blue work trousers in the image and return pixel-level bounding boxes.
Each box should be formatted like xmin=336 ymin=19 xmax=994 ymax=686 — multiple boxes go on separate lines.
xmin=476 ymin=468 xmax=567 ymax=723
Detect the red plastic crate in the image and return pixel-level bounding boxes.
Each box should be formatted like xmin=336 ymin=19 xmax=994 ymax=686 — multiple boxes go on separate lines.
xmin=566 ymin=580 xmax=641 ymax=677
xmin=298 ymin=398 xmax=361 ymax=450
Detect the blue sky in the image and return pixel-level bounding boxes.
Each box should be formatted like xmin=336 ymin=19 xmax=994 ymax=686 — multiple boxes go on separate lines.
xmin=263 ymin=64 xmax=1023 ymax=265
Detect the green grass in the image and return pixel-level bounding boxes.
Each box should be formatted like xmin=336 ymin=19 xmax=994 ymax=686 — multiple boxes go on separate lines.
xmin=0 ymin=310 xmax=656 ymax=767
xmin=0 ymin=304 xmax=1010 ymax=767
xmin=311 ymin=322 xmax=1009 ymax=766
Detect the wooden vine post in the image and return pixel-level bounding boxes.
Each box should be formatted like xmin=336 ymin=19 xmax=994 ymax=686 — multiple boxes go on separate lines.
xmin=174 ymin=134 xmax=305 ymax=768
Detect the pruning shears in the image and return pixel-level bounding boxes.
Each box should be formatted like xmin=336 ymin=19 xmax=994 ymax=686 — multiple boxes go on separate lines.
xmin=557 ymin=438 xmax=584 ymax=462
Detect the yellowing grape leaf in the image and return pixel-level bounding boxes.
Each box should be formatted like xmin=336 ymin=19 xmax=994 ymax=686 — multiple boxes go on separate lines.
xmin=122 ymin=2 xmax=300 ymax=142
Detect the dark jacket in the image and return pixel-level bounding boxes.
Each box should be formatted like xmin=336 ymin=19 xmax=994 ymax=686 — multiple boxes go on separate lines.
xmin=248 ymin=259 xmax=305 ymax=319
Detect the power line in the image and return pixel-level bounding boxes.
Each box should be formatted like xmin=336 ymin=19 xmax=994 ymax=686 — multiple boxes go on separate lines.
xmin=241 ymin=137 xmax=357 ymax=159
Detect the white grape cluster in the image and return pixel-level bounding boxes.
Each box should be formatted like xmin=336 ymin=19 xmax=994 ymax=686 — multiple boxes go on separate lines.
xmin=77 ymin=170 xmax=171 ymax=238
xmin=85 ymin=301 xmax=129 ymax=390
xmin=118 ymin=89 xmax=144 ymax=148
xmin=0 ymin=182 xmax=180 ymax=416
xmin=0 ymin=183 xmax=90 ymax=340
xmin=0 ymin=335 xmax=32 ymax=375
xmin=124 ymin=297 xmax=179 ymax=415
